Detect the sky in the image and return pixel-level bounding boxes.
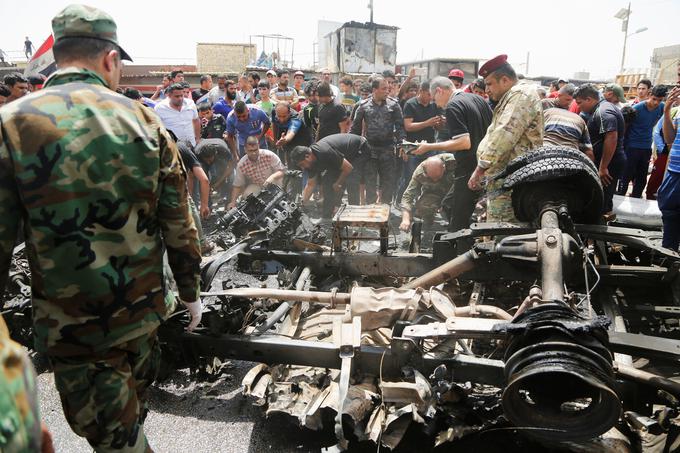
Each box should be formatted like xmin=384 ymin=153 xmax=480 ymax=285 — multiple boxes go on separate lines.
xmin=1 ymin=0 xmax=678 ymax=80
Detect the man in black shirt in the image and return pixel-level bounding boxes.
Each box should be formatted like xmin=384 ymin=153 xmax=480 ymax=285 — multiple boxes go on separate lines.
xmin=192 ymin=74 xmax=212 ymax=103
xmin=177 ymin=142 xmax=211 ymax=219
xmin=413 ymin=77 xmax=493 ymax=231
xmin=194 ymin=138 xmax=234 ymax=202
xmin=398 ymin=81 xmax=444 ymax=201
xmin=291 ymin=134 xmax=368 ymax=218
xmin=24 ymin=36 xmax=34 ymax=60
xmin=177 ymin=142 xmax=213 ymax=253
xmin=575 ymin=84 xmax=626 ymax=216
xmin=301 ymin=80 xmax=320 ymax=144
xmin=316 ymin=82 xmax=348 ymax=141
xmin=198 ymin=103 xmax=227 ymax=139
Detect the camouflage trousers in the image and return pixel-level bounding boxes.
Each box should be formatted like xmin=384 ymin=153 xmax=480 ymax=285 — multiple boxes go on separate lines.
xmin=50 ymin=331 xmax=160 ymax=453
xmin=188 ymin=197 xmax=205 ymax=246
xmin=415 ymin=191 xmax=447 ymax=226
xmin=1 ymin=316 xmax=42 ymax=453
xmin=486 ymin=190 xmax=518 ymax=223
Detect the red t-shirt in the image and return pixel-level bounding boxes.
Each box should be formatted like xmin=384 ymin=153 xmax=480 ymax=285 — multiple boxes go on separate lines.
xmin=569 ymin=100 xmax=580 ymax=114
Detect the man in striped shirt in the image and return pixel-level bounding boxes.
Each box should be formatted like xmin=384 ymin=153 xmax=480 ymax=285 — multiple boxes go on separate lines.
xmin=543 ymin=106 xmax=594 ymax=160
xmin=270 ymin=69 xmax=299 ymax=107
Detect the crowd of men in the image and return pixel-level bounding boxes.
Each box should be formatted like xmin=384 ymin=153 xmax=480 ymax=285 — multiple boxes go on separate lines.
xmin=95 ymin=55 xmax=679 ymax=252
xmin=1 ymin=4 xmax=680 ymax=452
xmin=2 ymin=35 xmax=680 ymax=251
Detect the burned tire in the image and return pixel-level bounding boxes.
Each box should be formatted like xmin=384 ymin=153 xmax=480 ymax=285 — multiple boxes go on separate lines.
xmin=501 ymin=147 xmax=603 ymax=224
xmin=502 ymin=156 xmax=600 ymax=188
xmin=496 ymin=145 xmax=598 ymax=180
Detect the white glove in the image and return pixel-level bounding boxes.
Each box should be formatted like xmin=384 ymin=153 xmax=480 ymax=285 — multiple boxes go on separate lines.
xmin=182 ymin=300 xmax=202 ymax=332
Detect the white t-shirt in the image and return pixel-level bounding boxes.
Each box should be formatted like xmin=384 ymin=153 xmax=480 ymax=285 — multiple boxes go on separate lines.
xmin=207 ymin=86 xmax=226 ymax=105
xmin=155 ymin=98 xmax=198 ymax=146
xmin=330 ymin=84 xmax=341 ymax=105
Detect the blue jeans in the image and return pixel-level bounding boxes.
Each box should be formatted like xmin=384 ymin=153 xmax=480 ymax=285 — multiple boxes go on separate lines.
xmin=618 ymin=147 xmax=652 ymax=198
xmin=597 ymin=153 xmax=625 ymax=214
xmin=658 ymin=170 xmax=680 ymax=252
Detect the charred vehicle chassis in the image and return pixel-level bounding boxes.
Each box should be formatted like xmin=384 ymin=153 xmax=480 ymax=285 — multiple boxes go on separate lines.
xmin=4 ymin=146 xmax=680 ymax=451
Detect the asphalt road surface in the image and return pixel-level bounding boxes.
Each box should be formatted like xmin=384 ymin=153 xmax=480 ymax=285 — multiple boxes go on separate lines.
xmin=37 ymin=360 xmax=348 ymax=453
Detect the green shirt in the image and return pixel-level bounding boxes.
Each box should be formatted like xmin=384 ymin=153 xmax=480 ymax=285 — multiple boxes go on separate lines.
xmin=0 ymin=67 xmax=201 ymax=357
xmin=257 ymin=100 xmax=274 ymax=118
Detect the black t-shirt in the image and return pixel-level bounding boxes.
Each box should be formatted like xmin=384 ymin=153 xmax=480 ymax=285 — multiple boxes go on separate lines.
xmin=201 ymin=114 xmax=227 ymax=139
xmin=317 ymin=102 xmax=347 ymax=140
xmin=192 ymin=88 xmax=209 ymax=103
xmin=194 ymin=138 xmax=232 ymax=166
xmin=587 ymin=100 xmax=625 ymax=165
xmin=178 ymin=142 xmax=200 ymax=172
xmin=436 ymin=106 xmax=451 ymax=142
xmin=402 ymin=96 xmax=438 ymax=143
xmin=444 ymin=92 xmax=493 ymax=172
xmin=308 ymin=134 xmax=367 ymax=178
xmin=301 ymin=103 xmax=319 ymax=142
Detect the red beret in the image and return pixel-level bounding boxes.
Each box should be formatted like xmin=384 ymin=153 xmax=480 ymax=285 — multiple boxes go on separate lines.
xmin=448 ymin=69 xmax=464 ymax=79
xmin=479 ymin=54 xmax=508 ymax=77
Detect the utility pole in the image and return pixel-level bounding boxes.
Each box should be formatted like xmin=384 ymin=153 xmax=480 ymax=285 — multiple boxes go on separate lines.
xmin=368 ymin=0 xmax=374 ymax=23
xmin=620 ymin=2 xmax=631 ymax=72
xmin=525 ymin=51 xmax=530 ymax=76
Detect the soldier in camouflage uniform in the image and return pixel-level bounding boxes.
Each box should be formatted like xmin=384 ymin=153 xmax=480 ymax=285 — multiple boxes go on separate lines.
xmin=0 ymin=314 xmax=54 ymax=453
xmin=468 ymin=55 xmax=543 ymax=223
xmin=350 ymin=77 xmax=405 ymax=204
xmin=399 ymin=154 xmax=457 ymax=231
xmin=0 ymin=5 xmax=202 ymax=452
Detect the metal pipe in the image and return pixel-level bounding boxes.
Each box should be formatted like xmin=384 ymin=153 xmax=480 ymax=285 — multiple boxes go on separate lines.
xmin=614 ymin=362 xmax=680 ymax=400
xmin=513 ymin=286 xmax=542 ymax=319
xmin=253 ymin=266 xmax=313 ymax=335
xmin=539 ymin=209 xmax=564 ymax=302
xmin=401 ymin=250 xmax=477 ymax=290
xmin=200 ymin=288 xmax=351 ymax=306
xmin=202 ymin=284 xmax=511 ymax=323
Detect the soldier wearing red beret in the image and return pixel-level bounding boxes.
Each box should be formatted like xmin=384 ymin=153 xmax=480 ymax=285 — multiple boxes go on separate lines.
xmin=468 ymin=54 xmax=544 ymax=222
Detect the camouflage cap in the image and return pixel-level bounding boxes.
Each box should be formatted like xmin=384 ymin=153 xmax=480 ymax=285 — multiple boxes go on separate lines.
xmin=52 ymin=4 xmax=132 ymax=61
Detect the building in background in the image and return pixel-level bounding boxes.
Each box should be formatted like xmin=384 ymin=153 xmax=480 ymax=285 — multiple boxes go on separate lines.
xmin=315 ymin=20 xmax=343 ymax=71
xmin=196 ymin=43 xmax=256 ymax=74
xmin=321 ymin=21 xmax=398 ymax=74
xmin=651 ymin=44 xmax=680 ymax=85
xmin=397 ymin=58 xmax=480 ymax=85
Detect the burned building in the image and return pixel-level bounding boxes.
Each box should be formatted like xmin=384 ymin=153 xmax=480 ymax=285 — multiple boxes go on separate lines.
xmin=321 ymin=21 xmax=398 ymax=74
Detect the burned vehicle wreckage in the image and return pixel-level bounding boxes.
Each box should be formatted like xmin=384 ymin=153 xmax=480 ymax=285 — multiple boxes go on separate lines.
xmin=4 ymin=146 xmax=680 ymax=452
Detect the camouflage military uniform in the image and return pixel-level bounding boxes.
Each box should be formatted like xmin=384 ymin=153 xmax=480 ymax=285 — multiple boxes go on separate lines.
xmin=0 ymin=315 xmax=43 ymax=453
xmin=401 ymin=153 xmax=457 ymax=225
xmin=350 ymin=96 xmax=405 ymax=204
xmin=477 ymin=82 xmax=543 ymax=222
xmin=0 ymin=7 xmax=201 ymax=452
